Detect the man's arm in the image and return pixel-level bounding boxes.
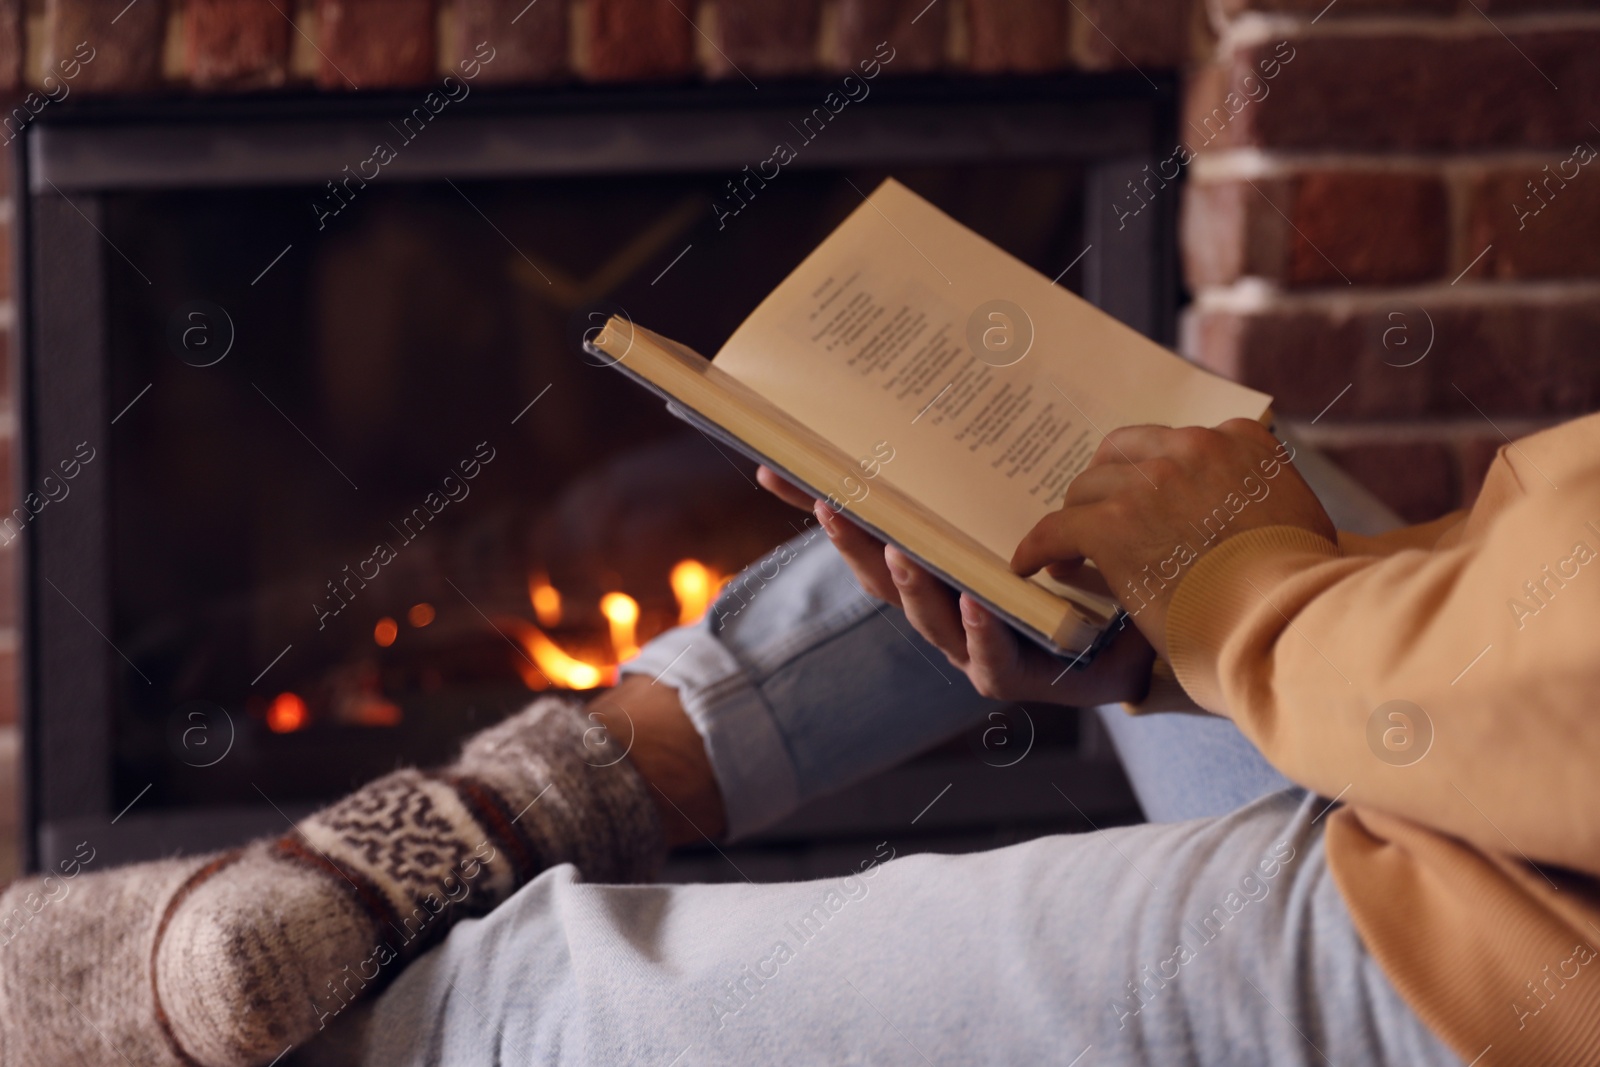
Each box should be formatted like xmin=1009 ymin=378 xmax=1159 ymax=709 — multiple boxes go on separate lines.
xmin=1164 ymin=475 xmax=1600 ymax=876
xmin=1014 ymin=421 xmax=1600 ymax=876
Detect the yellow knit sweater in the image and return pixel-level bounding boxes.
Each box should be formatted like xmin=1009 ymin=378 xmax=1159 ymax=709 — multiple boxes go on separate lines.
xmin=1150 ymin=412 xmax=1600 ymax=1067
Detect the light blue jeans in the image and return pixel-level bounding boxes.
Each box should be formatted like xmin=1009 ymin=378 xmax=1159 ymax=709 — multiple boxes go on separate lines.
xmin=364 ymin=452 xmax=1461 ymax=1066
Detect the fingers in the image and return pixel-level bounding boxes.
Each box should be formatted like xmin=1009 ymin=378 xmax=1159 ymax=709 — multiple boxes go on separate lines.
xmin=957 ymin=595 xmax=1027 ymax=697
xmin=886 ymin=544 xmax=967 ymax=664
xmin=1087 ymin=424 xmax=1176 ymax=468
xmin=1215 ymin=417 xmax=1279 ymax=447
xmin=958 ymin=595 xmax=1094 ymax=703
xmin=756 ymin=465 xmax=818 ymax=511
xmin=1011 ymin=507 xmax=1093 ymax=577
xmin=1063 ymin=462 xmax=1150 ymax=507
xmin=816 ymin=500 xmax=898 ymax=605
xmin=1089 ymin=424 xmax=1261 ymax=475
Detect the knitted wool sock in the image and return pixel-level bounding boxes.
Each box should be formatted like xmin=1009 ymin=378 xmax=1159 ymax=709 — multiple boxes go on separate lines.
xmin=0 ymin=696 xmax=664 ymax=1067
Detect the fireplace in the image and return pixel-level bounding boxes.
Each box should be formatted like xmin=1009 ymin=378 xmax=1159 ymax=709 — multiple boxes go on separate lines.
xmin=18 ymin=76 xmax=1173 ymax=875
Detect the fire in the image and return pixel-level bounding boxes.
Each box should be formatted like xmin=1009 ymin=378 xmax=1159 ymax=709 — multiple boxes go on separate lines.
xmin=266 ymin=692 xmax=308 ymax=733
xmin=373 ymin=617 xmax=399 ymax=647
xmin=503 ymin=618 xmax=606 ymax=690
xmin=529 ymin=574 xmax=562 ymax=627
xmin=670 ymin=559 xmax=717 ymax=625
xmin=600 ymin=592 xmax=640 ymax=661
xmin=510 ymin=560 xmax=725 ymax=689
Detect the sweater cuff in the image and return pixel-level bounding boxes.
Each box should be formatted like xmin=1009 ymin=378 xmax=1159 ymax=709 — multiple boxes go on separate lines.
xmin=1165 ymin=525 xmax=1342 ymax=713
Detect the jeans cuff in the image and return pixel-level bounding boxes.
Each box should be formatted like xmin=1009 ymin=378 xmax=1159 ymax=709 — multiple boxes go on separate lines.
xmin=622 ymin=625 xmax=801 ymax=840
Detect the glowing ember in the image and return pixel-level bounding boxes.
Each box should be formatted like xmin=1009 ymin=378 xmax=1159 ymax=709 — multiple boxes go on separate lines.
xmin=529 ymin=574 xmax=562 ymax=627
xmin=600 ymin=592 xmax=641 ymax=662
xmin=266 ymin=692 xmax=309 ymax=733
xmin=407 ymin=602 xmax=435 ymax=627
xmin=670 ymin=560 xmax=718 ymax=625
xmin=373 ymin=617 xmax=399 ymax=647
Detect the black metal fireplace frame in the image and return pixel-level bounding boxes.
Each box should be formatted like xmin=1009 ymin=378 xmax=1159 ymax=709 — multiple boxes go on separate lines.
xmin=14 ymin=74 xmax=1179 ymax=874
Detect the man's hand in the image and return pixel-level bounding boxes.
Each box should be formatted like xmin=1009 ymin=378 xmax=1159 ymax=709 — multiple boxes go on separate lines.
xmin=1011 ymin=419 xmax=1336 ymax=661
xmin=755 ymin=465 xmax=1156 ymax=707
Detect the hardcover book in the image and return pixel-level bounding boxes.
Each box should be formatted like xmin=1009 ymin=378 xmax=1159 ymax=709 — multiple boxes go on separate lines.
xmin=587 ymin=179 xmax=1271 ymax=658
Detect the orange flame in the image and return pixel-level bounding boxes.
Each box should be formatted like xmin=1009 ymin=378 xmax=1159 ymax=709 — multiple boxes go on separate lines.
xmin=510 ymin=561 xmax=724 ymax=690
xmin=600 ymin=592 xmax=640 ymax=662
xmin=529 ymin=574 xmax=562 ymax=627
xmin=502 ymin=617 xmax=607 ymax=690
xmin=670 ymin=560 xmax=719 ymax=625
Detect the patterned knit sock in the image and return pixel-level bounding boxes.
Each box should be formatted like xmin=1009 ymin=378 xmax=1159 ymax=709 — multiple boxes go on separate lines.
xmin=0 ymin=696 xmax=664 ymax=1067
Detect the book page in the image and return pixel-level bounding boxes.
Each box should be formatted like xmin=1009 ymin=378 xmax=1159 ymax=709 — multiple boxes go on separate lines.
xmin=714 ymin=179 xmax=1271 ymax=564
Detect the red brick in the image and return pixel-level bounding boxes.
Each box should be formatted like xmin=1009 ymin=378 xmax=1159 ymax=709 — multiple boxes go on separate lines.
xmin=834 ymin=0 xmax=944 ymax=73
xmin=1184 ymin=171 xmax=1449 ymax=288
xmin=1186 ymin=295 xmax=1600 ymax=419
xmin=1181 ymin=178 xmax=1284 ymax=288
xmin=45 ymin=0 xmax=168 ymax=94
xmin=0 ymin=645 xmax=14 ymax=726
xmin=0 ymin=550 xmax=13 ymax=632
xmin=1181 ymin=55 xmax=1277 ymax=153
xmin=1291 ymin=172 xmax=1448 ymax=285
xmin=1226 ymin=31 xmax=1600 ymax=151
xmin=316 ymin=0 xmax=436 ymax=90
xmin=586 ymin=0 xmax=696 ymax=81
xmin=0 ymin=219 xmax=11 ymax=302
xmin=1478 ymin=0 xmax=1600 ymax=9
xmin=1069 ymin=0 xmax=1194 ymax=71
xmin=1217 ymin=0 xmax=1452 ymax=12
xmin=0 ymin=2 xmax=20 ymax=92
xmin=1308 ymin=424 xmax=1512 ymax=522
xmin=456 ymin=0 xmax=569 ymax=83
xmin=967 ymin=0 xmax=1068 ymax=74
xmin=1189 ymin=305 xmax=1384 ymax=417
xmin=1460 ymin=157 xmax=1600 ymax=280
xmin=187 ymin=0 xmax=291 ymax=90
xmin=0 ymin=432 xmax=11 ymax=511
xmin=708 ymin=0 xmax=821 ymax=79
xmin=1321 ymin=439 xmax=1461 ymax=523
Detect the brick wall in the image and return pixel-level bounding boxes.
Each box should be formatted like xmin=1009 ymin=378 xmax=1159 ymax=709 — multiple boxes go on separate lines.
xmin=0 ymin=0 xmax=1596 ymax=861
xmin=1180 ymin=1 xmax=1600 ymax=522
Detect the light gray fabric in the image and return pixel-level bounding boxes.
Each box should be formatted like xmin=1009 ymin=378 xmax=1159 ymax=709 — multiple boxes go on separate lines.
xmin=365 ymin=790 xmax=1459 ymax=1066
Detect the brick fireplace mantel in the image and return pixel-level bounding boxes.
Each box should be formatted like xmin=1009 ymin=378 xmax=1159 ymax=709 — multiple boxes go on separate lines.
xmin=1 ymin=0 xmax=1598 ymax=876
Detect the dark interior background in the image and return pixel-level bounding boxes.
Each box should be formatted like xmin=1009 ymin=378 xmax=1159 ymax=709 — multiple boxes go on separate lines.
xmin=101 ymin=165 xmax=1089 ymax=811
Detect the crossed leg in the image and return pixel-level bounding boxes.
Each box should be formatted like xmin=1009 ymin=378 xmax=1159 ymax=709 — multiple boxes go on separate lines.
xmin=362 ymin=532 xmax=1459 ymax=1067
xmin=0 ymin=444 xmax=1455 ymax=1066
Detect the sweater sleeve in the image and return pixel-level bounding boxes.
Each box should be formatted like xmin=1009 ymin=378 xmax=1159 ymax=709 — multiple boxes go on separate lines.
xmin=1119 ymin=511 xmax=1474 ymax=718
xmin=1164 ymin=470 xmax=1600 ymax=877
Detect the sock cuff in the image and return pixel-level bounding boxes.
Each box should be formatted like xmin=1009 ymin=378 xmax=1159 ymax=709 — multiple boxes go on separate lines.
xmin=456 ymin=697 xmax=667 ymax=884
xmin=436 ymin=771 xmax=548 ymax=886
xmin=293 ymin=769 xmax=518 ymax=952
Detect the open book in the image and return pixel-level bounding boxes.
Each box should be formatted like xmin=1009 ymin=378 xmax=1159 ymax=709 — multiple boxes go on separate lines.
xmin=587 ymin=179 xmax=1271 ymax=659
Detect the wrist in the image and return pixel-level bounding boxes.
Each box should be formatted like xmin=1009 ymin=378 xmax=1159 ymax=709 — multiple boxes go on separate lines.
xmin=588 ymin=677 xmax=727 ymax=847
